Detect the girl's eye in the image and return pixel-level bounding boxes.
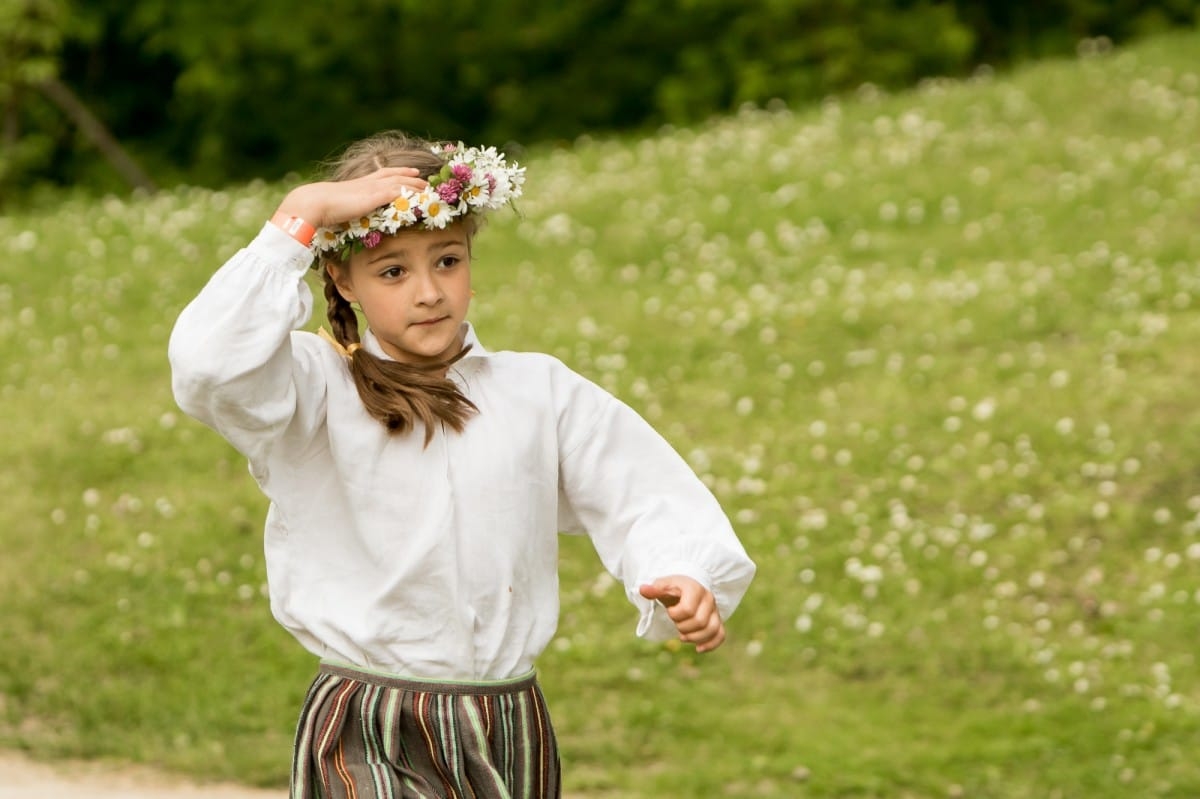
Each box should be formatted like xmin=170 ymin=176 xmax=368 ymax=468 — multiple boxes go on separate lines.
xmin=380 ymin=266 xmax=405 ymax=278
xmin=438 ymin=255 xmax=460 ymax=269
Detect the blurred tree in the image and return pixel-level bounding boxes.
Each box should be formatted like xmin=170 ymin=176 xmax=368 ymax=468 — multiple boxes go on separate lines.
xmin=653 ymin=0 xmax=975 ymax=123
xmin=951 ymin=0 xmax=1199 ymax=61
xmin=1 ymin=0 xmax=66 ymax=191
xmin=4 ymin=0 xmax=1199 ymax=200
xmin=2 ymin=0 xmax=154 ymax=200
xmin=1 ymin=0 xmax=153 ymax=197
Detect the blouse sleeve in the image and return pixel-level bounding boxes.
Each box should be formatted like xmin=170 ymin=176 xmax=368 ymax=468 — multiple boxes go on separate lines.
xmin=168 ymin=223 xmax=329 ymax=476
xmin=554 ymin=364 xmax=756 ymax=641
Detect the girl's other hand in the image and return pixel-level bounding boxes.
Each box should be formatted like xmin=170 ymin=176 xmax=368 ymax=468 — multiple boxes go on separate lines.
xmin=274 ymin=167 xmax=428 ymax=229
xmin=639 ymin=576 xmax=726 ymax=653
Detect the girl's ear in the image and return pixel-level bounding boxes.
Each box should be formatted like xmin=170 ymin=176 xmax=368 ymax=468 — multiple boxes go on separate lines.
xmin=325 ymin=262 xmax=357 ymax=304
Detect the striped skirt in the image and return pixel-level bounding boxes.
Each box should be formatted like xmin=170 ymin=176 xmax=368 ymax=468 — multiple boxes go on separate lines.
xmin=292 ymin=662 xmax=561 ymax=799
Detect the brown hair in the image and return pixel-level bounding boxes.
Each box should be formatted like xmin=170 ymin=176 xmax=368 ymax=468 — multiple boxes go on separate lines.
xmin=318 ymin=131 xmax=478 ymax=444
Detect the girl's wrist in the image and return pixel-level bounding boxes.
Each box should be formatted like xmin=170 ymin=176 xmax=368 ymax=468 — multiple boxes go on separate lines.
xmin=269 ymin=209 xmax=317 ymax=247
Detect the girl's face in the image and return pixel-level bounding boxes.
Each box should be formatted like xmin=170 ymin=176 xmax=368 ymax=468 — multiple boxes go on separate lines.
xmin=328 ymin=223 xmax=472 ymax=368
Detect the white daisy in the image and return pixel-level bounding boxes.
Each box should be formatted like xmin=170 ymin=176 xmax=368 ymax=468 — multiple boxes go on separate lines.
xmin=461 ymin=178 xmax=490 ymax=208
xmin=380 ymin=190 xmax=420 ymax=232
xmin=489 ymin=163 xmax=525 ymax=206
xmin=346 ymin=214 xmax=374 ymax=238
xmin=313 ymin=227 xmax=344 ymax=252
xmin=419 ymin=192 xmax=454 ymax=229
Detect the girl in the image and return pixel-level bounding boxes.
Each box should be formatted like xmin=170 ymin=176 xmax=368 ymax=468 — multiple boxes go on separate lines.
xmin=169 ymin=131 xmax=756 ymax=799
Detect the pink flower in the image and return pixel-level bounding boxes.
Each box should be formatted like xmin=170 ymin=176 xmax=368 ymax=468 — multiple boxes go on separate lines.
xmin=363 ymin=230 xmax=383 ymax=248
xmin=486 ymin=173 xmax=497 ymax=192
xmin=451 ymin=163 xmax=473 ymax=182
xmin=436 ymin=179 xmax=462 ymax=204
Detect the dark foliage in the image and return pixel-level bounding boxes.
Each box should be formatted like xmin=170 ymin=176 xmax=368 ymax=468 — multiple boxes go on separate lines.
xmin=2 ymin=0 xmax=1197 ymax=197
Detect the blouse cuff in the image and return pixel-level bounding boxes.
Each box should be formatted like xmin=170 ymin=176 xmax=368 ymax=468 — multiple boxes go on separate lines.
xmin=632 ymin=562 xmax=715 ymax=641
xmin=248 ymin=221 xmax=318 ymax=275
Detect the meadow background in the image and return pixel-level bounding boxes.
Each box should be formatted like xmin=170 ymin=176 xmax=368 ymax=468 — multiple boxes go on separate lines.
xmin=3 ymin=28 xmax=1200 ymax=799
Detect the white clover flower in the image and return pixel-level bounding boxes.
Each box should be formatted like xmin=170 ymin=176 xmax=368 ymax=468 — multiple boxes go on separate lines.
xmin=972 ymin=398 xmax=996 ymax=421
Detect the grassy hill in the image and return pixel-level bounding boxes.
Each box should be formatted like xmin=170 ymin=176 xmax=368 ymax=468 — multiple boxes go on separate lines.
xmin=2 ymin=29 xmax=1199 ymax=798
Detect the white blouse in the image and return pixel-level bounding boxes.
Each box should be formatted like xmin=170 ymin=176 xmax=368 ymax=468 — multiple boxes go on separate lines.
xmin=169 ymin=223 xmax=756 ymax=680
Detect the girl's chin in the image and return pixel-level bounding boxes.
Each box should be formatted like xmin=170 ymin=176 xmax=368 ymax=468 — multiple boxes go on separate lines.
xmin=381 ymin=338 xmax=459 ymax=365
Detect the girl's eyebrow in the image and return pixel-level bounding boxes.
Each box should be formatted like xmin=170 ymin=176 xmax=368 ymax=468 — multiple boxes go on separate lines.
xmin=365 ymin=238 xmax=465 ymax=264
xmin=427 ymin=238 xmax=468 ymax=252
xmin=366 ymin=249 xmax=405 ymax=264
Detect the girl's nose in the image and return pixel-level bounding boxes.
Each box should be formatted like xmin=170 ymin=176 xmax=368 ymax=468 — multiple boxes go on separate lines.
xmin=414 ymin=270 xmax=442 ymax=305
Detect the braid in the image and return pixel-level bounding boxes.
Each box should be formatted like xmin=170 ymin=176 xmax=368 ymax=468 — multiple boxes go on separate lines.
xmin=321 ymin=267 xmax=477 ymax=445
xmin=323 ymin=277 xmax=362 ymax=350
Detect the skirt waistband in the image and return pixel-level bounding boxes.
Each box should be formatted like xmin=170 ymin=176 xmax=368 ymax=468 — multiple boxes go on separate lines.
xmin=318 ymin=660 xmax=538 ymax=696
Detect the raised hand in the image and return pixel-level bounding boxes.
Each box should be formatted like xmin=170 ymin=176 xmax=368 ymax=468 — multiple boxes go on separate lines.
xmin=274 ymin=167 xmax=429 ymax=229
xmin=639 ymin=576 xmax=726 ymax=653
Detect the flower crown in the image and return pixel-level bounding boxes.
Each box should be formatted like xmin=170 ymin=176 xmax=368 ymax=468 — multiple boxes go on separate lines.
xmin=310 ymin=142 xmax=525 ymax=262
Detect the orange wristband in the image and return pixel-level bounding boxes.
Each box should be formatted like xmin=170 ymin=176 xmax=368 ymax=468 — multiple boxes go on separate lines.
xmin=270 ymin=211 xmax=316 ymax=247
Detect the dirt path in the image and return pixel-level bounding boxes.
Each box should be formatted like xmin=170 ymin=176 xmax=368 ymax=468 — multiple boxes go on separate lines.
xmin=0 ymin=750 xmax=588 ymax=797
xmin=0 ymin=751 xmax=284 ymax=799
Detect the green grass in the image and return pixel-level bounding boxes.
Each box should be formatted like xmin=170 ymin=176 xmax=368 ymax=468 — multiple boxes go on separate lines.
xmin=4 ymin=29 xmax=1200 ymax=797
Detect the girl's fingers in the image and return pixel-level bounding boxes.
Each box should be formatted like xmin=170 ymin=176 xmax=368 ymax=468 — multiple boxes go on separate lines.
xmin=673 ymin=607 xmax=716 ymax=634
xmin=641 ymin=577 xmax=726 ymax=652
xmin=666 ymin=591 xmax=714 ymax=625
xmin=278 ymin=168 xmax=430 ymax=228
xmin=364 ymin=170 xmax=424 ymax=195
xmin=639 ymin=582 xmax=683 ymax=607
xmin=374 ymin=167 xmax=426 ymax=191
xmin=679 ymin=609 xmax=723 ymax=639
xmin=694 ymin=625 xmax=726 ymax=653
